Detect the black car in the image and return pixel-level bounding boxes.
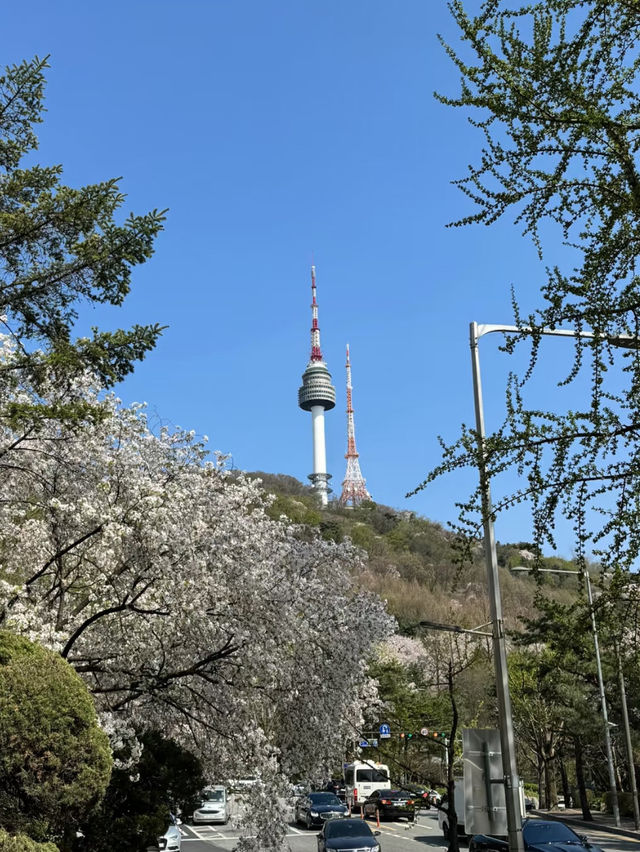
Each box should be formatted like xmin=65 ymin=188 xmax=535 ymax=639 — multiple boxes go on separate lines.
xmin=295 ymin=791 xmax=349 ymax=829
xmin=470 ymin=820 xmax=606 ymax=852
xmin=317 ymin=817 xmax=381 ymax=852
xmin=362 ymin=789 xmax=415 ymax=821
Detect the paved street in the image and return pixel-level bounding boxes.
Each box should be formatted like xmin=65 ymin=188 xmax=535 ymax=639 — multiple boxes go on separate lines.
xmin=179 ymin=801 xmax=445 ymax=852
xmin=177 ymin=802 xmax=640 ymax=852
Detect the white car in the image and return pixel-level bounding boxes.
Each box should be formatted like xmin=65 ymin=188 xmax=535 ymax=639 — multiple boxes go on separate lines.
xmin=158 ymin=814 xmax=182 ymax=850
xmin=192 ymin=785 xmax=230 ymax=824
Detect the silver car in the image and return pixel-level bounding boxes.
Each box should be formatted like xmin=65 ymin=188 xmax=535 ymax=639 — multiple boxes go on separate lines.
xmin=192 ymin=785 xmax=230 ymax=824
xmin=157 ymin=814 xmax=182 ymax=850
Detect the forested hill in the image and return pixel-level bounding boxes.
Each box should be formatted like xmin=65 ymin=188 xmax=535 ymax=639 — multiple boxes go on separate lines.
xmin=247 ymin=472 xmax=581 ymax=632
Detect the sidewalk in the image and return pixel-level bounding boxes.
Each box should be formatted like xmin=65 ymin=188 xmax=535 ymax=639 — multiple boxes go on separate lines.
xmin=533 ymin=808 xmax=640 ymax=841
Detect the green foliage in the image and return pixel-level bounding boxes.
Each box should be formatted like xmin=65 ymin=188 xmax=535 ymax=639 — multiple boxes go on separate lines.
xmin=413 ymin=0 xmax=640 ymax=576
xmin=319 ymin=519 xmax=343 ymax=543
xmin=265 ymin=494 xmax=321 ymax=526
xmin=0 ymin=830 xmax=58 ymax=851
xmin=366 ymin=658 xmax=455 ymax=782
xmin=81 ymin=730 xmax=206 ymax=852
xmin=0 ymin=632 xmax=111 ymax=842
xmin=257 ymin=473 xmax=560 ymax=630
xmin=603 ymin=791 xmax=637 ymax=818
xmin=0 ymin=55 xmax=164 ymax=423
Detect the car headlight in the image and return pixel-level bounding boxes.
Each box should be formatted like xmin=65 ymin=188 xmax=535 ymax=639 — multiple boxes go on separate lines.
xmin=310 ymin=810 xmax=319 ymax=816
xmin=373 ymin=845 xmax=381 ymax=852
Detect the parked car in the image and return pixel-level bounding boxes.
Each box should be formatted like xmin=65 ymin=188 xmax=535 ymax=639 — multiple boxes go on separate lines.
xmin=157 ymin=814 xmax=182 ymax=851
xmin=363 ymin=789 xmax=415 ymax=821
xmin=192 ymin=786 xmax=230 ymax=824
xmin=292 ymin=782 xmax=308 ymax=797
xmin=295 ymin=791 xmax=349 ymax=828
xmin=469 ymin=820 xmax=605 ymax=852
xmin=317 ymin=817 xmax=381 ymax=852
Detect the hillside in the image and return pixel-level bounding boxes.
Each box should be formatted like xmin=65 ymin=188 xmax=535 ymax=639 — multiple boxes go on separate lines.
xmin=247 ymin=472 xmax=581 ymax=632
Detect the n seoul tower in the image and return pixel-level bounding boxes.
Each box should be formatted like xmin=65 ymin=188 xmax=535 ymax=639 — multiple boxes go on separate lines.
xmin=298 ymin=266 xmax=336 ymax=506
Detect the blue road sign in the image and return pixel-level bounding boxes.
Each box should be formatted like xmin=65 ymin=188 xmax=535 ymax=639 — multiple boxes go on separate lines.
xmin=359 ymin=740 xmax=369 ymax=748
xmin=379 ymin=724 xmax=391 ymax=738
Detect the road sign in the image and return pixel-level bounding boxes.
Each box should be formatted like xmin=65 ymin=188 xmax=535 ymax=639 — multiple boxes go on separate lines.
xmin=370 ymin=738 xmax=378 ymax=747
xmin=463 ymin=728 xmax=506 ymax=836
xmin=359 ymin=740 xmax=369 ymax=748
xmin=379 ymin=724 xmax=391 ymax=738
xmin=420 ymin=727 xmax=430 ymax=737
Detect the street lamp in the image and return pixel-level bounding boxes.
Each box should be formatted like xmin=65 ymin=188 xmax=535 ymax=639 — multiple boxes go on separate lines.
xmin=511 ymin=566 xmax=621 ymax=826
xmin=469 ymin=321 xmax=638 ymax=851
xmin=470 ymin=322 xmax=525 ymax=852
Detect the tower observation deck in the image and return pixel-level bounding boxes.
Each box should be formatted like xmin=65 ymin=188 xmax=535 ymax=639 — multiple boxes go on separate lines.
xmin=298 ymin=266 xmax=335 ymax=506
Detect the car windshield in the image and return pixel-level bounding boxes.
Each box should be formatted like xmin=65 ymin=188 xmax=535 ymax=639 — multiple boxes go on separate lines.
xmin=310 ymin=793 xmax=341 ymax=805
xmin=202 ymin=790 xmax=225 ymax=802
xmin=325 ymin=819 xmax=373 ymax=838
xmin=524 ymin=822 xmax=580 ymax=845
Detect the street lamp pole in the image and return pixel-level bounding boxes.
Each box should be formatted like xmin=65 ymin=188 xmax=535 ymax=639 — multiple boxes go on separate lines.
xmin=468 ymin=320 xmax=638 ymax=845
xmin=470 ymin=322 xmax=524 ymax=852
xmin=615 ymin=638 xmax=640 ymax=829
xmin=583 ymin=571 xmax=621 ymax=827
xmin=468 ymin=320 xmax=638 ymax=839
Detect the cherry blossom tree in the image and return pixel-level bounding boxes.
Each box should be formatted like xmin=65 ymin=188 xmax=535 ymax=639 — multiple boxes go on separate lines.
xmin=0 ymin=338 xmax=394 ymax=849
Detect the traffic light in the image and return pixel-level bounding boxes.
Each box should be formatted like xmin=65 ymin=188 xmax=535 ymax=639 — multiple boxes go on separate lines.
xmin=399 ymin=732 xmax=405 ymax=739
xmin=407 ymin=732 xmax=414 ymax=739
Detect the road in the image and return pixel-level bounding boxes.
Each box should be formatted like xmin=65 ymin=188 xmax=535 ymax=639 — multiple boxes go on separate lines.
xmin=180 ymin=803 xmax=444 ymax=851
xmin=177 ymin=802 xmax=640 ymax=852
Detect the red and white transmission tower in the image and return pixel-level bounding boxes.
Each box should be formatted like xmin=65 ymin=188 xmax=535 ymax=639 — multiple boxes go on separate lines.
xmin=339 ymin=344 xmax=371 ymax=507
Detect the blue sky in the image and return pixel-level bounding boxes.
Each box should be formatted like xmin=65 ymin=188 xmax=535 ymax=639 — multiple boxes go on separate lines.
xmin=2 ymin=1 xmax=593 ymax=556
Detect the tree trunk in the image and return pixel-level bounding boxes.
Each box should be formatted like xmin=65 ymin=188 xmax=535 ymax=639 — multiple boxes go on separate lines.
xmin=543 ymin=732 xmax=557 ymax=807
xmin=537 ymin=759 xmax=545 ymax=809
xmin=575 ymin=739 xmax=593 ymax=821
xmin=559 ymin=757 xmax=572 ymax=808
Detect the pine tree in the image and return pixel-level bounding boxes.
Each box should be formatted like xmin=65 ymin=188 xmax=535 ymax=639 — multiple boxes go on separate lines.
xmin=0 ymin=56 xmax=165 ymax=425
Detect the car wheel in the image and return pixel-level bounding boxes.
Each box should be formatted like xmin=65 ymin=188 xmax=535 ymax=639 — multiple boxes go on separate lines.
xmin=306 ymin=814 xmax=313 ymax=830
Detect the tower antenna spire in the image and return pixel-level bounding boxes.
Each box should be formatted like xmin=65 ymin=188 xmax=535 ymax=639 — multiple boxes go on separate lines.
xmin=310 ymin=265 xmax=323 ymax=361
xmin=339 ymin=343 xmax=371 ymax=507
xmin=298 ymin=265 xmax=336 ymax=506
